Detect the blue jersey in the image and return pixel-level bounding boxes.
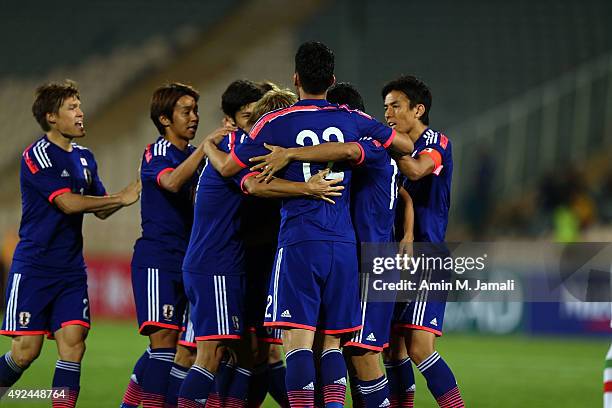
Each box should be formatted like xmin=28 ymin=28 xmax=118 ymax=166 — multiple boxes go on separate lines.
xmin=351 ymin=137 xmax=400 ymax=243
xmin=12 ymin=136 xmax=106 ymax=275
xmin=231 ymin=99 xmax=395 ymax=247
xmin=132 ymin=137 xmax=199 ymax=270
xmin=182 ymin=130 xmax=252 ymax=276
xmin=403 ymin=128 xmax=452 ymax=242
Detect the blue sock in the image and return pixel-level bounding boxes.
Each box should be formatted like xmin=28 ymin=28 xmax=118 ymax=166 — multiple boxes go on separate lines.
xmin=268 ymin=360 xmax=289 ymax=407
xmin=209 ymin=360 xmax=233 ymax=406
xmin=166 ymin=363 xmax=189 ymax=407
xmin=53 ymin=360 xmax=81 ymax=408
xmin=225 ymin=366 xmax=251 ymax=407
xmin=320 ymin=349 xmax=346 ymax=408
xmin=359 ymin=376 xmax=390 ymax=408
xmin=178 ymin=365 xmax=215 ymax=407
xmin=142 ymin=347 xmax=176 ymax=407
xmin=385 ymin=358 xmax=415 ymax=407
xmin=247 ymin=363 xmax=268 ymax=408
xmin=121 ymin=347 xmax=150 ymax=408
xmin=416 ymin=352 xmax=464 ymax=408
xmin=0 ymin=352 xmax=25 ymax=390
xmin=285 ymin=348 xmax=315 ymax=408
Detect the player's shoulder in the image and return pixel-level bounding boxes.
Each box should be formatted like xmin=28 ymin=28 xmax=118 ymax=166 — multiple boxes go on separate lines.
xmin=22 ymin=136 xmax=55 ymax=173
xmin=144 ymin=137 xmax=172 ymax=161
xmin=422 ymin=128 xmax=451 ymax=150
xmin=249 ymin=104 xmax=322 ymax=138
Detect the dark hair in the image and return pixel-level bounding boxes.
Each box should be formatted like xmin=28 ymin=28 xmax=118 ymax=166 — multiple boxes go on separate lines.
xmin=150 ymin=83 xmax=199 ymax=135
xmin=221 ymin=80 xmax=265 ymax=120
xmin=381 ymin=75 xmax=432 ymax=125
xmin=32 ymin=80 xmax=80 ymax=131
xmin=295 ymin=41 xmax=335 ymax=95
xmin=327 ymin=82 xmax=365 ymax=112
xmin=255 ymin=81 xmax=279 ymax=93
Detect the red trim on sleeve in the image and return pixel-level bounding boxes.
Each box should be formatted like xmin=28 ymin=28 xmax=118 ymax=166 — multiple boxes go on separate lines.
xmin=240 ymin=172 xmax=260 ymax=194
xmin=48 ymin=188 xmax=71 ymax=203
xmin=383 ymin=129 xmax=397 ymax=149
xmin=419 ymin=148 xmax=443 ymax=175
xmin=350 ymin=142 xmax=366 ymax=166
xmin=230 ymin=149 xmax=248 ymax=169
xmin=60 ymin=320 xmax=91 ymax=329
xmin=156 ymin=167 xmax=174 ymax=186
xmin=145 ymin=144 xmax=153 ymax=163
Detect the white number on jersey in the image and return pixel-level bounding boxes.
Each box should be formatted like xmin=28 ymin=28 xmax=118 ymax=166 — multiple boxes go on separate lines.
xmin=295 ymin=127 xmax=345 ymax=181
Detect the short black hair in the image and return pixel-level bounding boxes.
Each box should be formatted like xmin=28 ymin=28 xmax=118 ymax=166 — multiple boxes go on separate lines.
xmin=150 ymin=83 xmax=199 ymax=134
xmin=327 ymin=82 xmax=365 ymax=111
xmin=221 ymin=80 xmax=265 ymax=120
xmin=295 ymin=41 xmax=335 ymax=95
xmin=381 ymin=75 xmax=432 ymax=125
xmin=32 ymin=80 xmax=80 ymax=131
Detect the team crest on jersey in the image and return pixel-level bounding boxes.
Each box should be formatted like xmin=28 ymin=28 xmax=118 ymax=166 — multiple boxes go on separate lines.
xmin=18 ymin=312 xmax=31 ymax=327
xmin=162 ymin=304 xmax=174 ymax=320
xmin=232 ymin=316 xmax=240 ymax=331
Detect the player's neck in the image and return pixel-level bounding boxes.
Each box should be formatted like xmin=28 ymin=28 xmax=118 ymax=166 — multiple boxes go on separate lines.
xmin=299 ymin=89 xmax=326 ymax=101
xmin=409 ymin=122 xmax=428 ymax=143
xmin=46 ymin=130 xmax=74 ymax=152
xmin=164 ymin=133 xmax=188 ymax=151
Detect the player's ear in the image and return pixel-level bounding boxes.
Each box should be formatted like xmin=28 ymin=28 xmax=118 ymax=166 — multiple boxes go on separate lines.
xmin=415 ymin=104 xmax=425 ymax=120
xmin=293 ymin=72 xmax=300 ymax=88
xmin=46 ymin=112 xmax=57 ymax=127
xmin=159 ymin=115 xmax=171 ymax=127
xmin=330 ymin=74 xmax=336 ymax=88
xmin=223 ymin=115 xmax=236 ymax=128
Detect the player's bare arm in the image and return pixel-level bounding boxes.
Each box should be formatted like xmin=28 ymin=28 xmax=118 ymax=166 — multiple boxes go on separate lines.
xmin=203 ymin=136 xmax=242 ymax=177
xmin=53 ymin=179 xmax=141 ymax=217
xmin=398 ymin=186 xmax=414 ymax=255
xmin=395 ymin=153 xmax=435 ymax=181
xmin=249 ymin=142 xmax=362 ymax=182
xmin=158 ymin=127 xmax=232 ymax=193
xmin=243 ymin=168 xmax=344 ymax=204
xmin=388 ymin=130 xmax=414 ymax=155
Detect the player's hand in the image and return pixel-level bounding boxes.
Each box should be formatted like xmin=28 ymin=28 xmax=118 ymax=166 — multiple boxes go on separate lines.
xmin=249 ymin=143 xmax=291 ymax=183
xmin=120 ymin=179 xmax=142 ymax=206
xmin=203 ymin=126 xmax=236 ymax=147
xmin=306 ymin=169 xmax=344 ymax=204
xmin=398 ymin=235 xmax=414 ymax=257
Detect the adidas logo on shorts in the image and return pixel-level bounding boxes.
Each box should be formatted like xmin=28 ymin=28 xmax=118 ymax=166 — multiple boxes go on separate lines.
xmin=334 ymin=377 xmax=347 ymax=386
xmin=379 ymin=398 xmax=391 ymax=407
xmin=61 ymin=169 xmax=70 ymax=177
xmin=366 ymin=332 xmax=377 ymax=342
xmin=303 ymin=382 xmax=315 ymax=390
xmin=281 ymin=310 xmax=292 ymax=318
xmin=430 ymin=318 xmax=438 ymax=326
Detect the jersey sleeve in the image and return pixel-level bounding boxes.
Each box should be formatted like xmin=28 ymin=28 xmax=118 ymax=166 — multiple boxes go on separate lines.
xmin=141 ymin=145 xmax=175 ymax=187
xmin=87 ymin=153 xmax=107 ymax=196
xmin=352 ymin=110 xmax=395 ymax=148
xmin=418 ymin=133 xmax=449 ymax=176
xmin=231 ymin=127 xmax=275 ymax=169
xmin=353 ymin=137 xmax=387 ymax=167
xmin=22 ymin=158 xmax=72 ymax=203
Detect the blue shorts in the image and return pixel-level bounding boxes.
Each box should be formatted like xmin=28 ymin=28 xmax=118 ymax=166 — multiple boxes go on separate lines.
xmin=393 ymin=268 xmax=447 ymax=336
xmin=345 ymin=274 xmax=395 ymax=351
xmin=264 ymin=241 xmax=361 ymax=334
xmin=1 ymin=271 xmax=90 ymax=336
xmin=132 ymin=265 xmax=187 ymax=335
xmin=183 ymin=272 xmax=245 ymax=341
xmin=179 ymin=304 xmax=196 ymax=349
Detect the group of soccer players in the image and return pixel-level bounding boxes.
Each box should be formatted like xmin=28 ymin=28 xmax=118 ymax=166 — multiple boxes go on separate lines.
xmin=0 ymin=40 xmax=464 ymax=408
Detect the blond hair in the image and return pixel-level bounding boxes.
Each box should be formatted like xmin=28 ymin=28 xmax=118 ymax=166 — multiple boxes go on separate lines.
xmin=248 ymin=89 xmax=298 ymax=127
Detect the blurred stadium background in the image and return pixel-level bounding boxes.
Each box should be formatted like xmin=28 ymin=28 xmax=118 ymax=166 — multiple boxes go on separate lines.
xmin=0 ymin=0 xmax=611 ymax=406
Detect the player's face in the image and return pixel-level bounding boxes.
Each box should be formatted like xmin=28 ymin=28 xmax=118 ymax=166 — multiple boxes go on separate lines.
xmin=233 ymin=102 xmax=256 ymax=131
xmin=384 ymin=90 xmax=421 ymax=133
xmin=51 ymin=96 xmax=85 ymax=138
xmin=168 ymin=95 xmax=199 ymax=140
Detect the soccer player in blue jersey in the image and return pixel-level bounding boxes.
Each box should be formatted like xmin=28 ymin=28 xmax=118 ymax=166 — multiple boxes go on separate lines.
xmin=249 ymin=81 xmax=412 ymax=408
xmin=0 ymin=80 xmax=141 ymax=407
xmin=177 ymin=81 xmax=342 ymax=408
xmin=120 ymin=83 xmax=230 ymax=408
xmin=204 ymin=42 xmax=413 ymax=408
xmin=382 ymin=75 xmax=465 ymax=408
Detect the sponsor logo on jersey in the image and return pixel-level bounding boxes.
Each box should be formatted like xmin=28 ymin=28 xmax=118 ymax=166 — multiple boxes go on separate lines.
xmin=61 ymin=169 xmax=70 ymax=177
xmin=281 ymin=310 xmax=292 ymax=318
